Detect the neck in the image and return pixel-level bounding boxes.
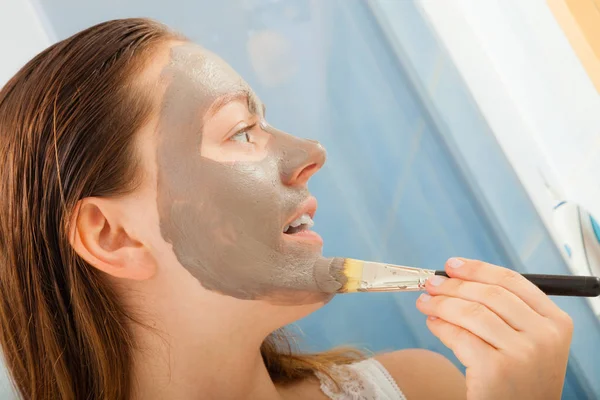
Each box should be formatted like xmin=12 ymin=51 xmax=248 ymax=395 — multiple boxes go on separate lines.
xmin=131 ymin=326 xmax=280 ymax=399
xmin=125 ymin=284 xmax=285 ymax=400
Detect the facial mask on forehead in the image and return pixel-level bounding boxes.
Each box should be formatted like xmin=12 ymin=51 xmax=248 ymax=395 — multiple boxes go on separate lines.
xmin=155 ymin=43 xmax=340 ymax=303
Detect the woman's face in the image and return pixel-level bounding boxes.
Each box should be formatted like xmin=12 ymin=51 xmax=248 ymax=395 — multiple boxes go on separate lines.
xmin=152 ymin=42 xmax=333 ymax=304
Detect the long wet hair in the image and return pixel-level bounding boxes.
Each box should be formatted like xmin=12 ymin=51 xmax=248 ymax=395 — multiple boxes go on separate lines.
xmin=0 ymin=18 xmax=360 ymax=400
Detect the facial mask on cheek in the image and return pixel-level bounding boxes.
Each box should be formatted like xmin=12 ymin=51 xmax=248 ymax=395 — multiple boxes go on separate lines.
xmin=155 ymin=44 xmax=337 ymax=303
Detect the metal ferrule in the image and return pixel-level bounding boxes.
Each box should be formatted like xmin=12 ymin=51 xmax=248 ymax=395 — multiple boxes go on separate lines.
xmin=358 ymin=262 xmax=436 ymax=292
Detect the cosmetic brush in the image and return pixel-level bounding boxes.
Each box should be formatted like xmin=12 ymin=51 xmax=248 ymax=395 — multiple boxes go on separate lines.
xmin=316 ymin=257 xmax=600 ymax=297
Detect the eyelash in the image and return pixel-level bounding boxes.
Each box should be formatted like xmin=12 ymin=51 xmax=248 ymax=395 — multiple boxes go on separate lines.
xmin=229 ymin=123 xmax=257 ymax=144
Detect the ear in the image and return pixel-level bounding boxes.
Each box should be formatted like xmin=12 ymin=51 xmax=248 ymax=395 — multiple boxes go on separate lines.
xmin=68 ymin=198 xmax=157 ymax=280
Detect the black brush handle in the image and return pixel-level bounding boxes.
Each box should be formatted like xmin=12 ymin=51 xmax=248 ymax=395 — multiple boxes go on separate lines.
xmin=434 ymin=271 xmax=600 ymax=297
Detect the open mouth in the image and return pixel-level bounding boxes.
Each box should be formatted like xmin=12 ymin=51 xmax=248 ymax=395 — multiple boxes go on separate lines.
xmin=283 ymin=213 xmax=315 ymax=235
xmin=281 ymin=196 xmax=321 ymax=244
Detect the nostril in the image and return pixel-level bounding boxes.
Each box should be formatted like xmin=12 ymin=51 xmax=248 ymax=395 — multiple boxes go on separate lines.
xmin=295 ymin=163 xmax=319 ymax=184
xmin=279 ymin=137 xmax=327 ymax=186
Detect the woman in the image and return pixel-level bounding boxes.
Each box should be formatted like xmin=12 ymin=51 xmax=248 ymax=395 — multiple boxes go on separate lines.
xmin=0 ymin=18 xmax=573 ymax=399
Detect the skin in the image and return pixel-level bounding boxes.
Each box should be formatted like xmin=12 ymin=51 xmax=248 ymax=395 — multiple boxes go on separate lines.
xmin=68 ymin=40 xmax=572 ymax=399
xmin=156 ymin=43 xmax=339 ymax=303
xmin=417 ymin=258 xmax=573 ymax=400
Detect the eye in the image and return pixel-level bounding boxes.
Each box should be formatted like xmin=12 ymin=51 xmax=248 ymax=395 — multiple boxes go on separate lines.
xmin=229 ymin=123 xmax=256 ymax=143
xmin=230 ymin=131 xmax=251 ymax=143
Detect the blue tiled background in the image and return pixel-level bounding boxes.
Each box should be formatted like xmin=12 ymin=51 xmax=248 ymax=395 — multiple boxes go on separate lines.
xmin=29 ymin=0 xmax=600 ymax=398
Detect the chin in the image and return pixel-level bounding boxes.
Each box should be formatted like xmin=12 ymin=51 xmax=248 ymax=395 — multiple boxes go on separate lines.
xmin=259 ymin=289 xmax=334 ymax=306
xmin=261 ymin=298 xmax=330 ymax=329
xmin=255 ymin=291 xmax=334 ymax=329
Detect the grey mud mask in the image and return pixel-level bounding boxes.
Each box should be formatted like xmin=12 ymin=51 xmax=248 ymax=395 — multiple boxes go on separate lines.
xmin=156 ymin=43 xmax=341 ymax=303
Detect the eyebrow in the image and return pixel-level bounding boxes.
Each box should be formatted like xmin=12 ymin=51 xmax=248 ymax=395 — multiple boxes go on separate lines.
xmin=205 ymin=90 xmax=265 ymax=118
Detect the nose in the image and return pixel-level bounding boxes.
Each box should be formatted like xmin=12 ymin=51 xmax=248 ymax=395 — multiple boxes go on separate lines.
xmin=280 ymin=138 xmax=326 ymax=187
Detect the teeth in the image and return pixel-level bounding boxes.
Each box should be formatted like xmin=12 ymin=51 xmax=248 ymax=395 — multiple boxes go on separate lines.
xmin=284 ymin=213 xmax=314 ymax=233
xmin=290 ymin=214 xmax=313 ymax=227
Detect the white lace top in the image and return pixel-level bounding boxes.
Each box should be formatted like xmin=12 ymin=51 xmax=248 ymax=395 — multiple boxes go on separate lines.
xmin=314 ymin=359 xmax=407 ymax=400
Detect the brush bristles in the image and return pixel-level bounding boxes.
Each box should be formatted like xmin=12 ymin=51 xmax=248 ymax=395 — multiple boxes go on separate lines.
xmin=341 ymin=258 xmax=364 ymax=292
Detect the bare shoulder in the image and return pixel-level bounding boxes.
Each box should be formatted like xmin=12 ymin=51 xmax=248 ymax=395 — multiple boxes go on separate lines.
xmin=375 ymin=349 xmax=466 ymax=400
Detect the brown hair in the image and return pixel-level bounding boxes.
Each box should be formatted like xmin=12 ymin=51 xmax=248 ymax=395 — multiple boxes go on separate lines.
xmin=0 ymin=18 xmax=360 ymax=399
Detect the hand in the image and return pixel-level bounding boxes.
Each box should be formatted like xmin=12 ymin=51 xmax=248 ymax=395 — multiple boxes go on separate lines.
xmin=416 ymin=258 xmax=573 ymax=400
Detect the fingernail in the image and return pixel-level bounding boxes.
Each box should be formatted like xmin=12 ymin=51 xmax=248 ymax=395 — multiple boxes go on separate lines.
xmin=419 ymin=293 xmax=431 ymax=302
xmin=428 ymin=316 xmax=438 ymax=321
xmin=428 ymin=275 xmax=447 ymax=286
xmin=447 ymin=258 xmax=464 ymax=268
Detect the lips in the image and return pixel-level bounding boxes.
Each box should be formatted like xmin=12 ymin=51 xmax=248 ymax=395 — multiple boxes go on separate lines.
xmin=282 ymin=196 xmax=317 ymax=235
xmin=283 ymin=213 xmax=314 ymax=234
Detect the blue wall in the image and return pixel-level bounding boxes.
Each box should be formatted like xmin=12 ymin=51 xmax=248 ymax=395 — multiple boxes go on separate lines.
xmin=36 ymin=0 xmax=600 ymax=398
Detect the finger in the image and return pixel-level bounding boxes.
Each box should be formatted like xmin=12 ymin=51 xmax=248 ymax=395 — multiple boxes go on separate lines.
xmin=426 ymin=276 xmax=545 ymax=332
xmin=426 ymin=316 xmax=495 ymax=369
xmin=444 ymin=258 xmax=561 ymax=318
xmin=417 ymin=294 xmax=519 ymax=350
